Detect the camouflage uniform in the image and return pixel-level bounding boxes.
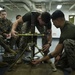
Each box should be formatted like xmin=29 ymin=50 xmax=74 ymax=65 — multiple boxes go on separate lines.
xmin=0 ymin=18 xmax=12 ymax=35
xmin=0 ymin=18 xmax=13 ymax=52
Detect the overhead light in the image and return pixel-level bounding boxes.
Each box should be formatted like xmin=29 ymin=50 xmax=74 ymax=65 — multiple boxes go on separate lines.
xmin=36 ymin=8 xmax=43 ymax=12
xmin=0 ymin=7 xmax=4 ymax=10
xmin=58 ymin=0 xmax=62 ymax=1
xmin=69 ymin=16 xmax=73 ymax=19
xmin=57 ymin=5 xmax=62 ymax=9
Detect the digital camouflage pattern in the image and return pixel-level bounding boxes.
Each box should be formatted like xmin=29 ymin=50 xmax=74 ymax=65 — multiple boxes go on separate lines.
xmin=0 ymin=18 xmax=16 ymax=53
xmin=56 ymin=39 xmax=75 ymax=70
xmin=0 ymin=18 xmax=12 ymax=35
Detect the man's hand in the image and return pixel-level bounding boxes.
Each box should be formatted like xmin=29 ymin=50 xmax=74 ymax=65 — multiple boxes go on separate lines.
xmin=11 ymin=30 xmax=18 ymax=37
xmin=2 ymin=33 xmax=11 ymax=39
xmin=55 ymin=55 xmax=61 ymax=61
xmin=43 ymin=44 xmax=50 ymax=52
xmin=32 ymin=59 xmax=41 ymax=65
xmin=6 ymin=33 xmax=11 ymax=39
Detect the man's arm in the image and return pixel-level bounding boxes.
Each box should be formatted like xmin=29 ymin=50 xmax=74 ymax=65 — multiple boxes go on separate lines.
xmin=12 ymin=17 xmax=23 ymax=31
xmin=47 ymin=29 xmax=52 ymax=45
xmin=51 ymin=43 xmax=63 ymax=56
xmin=32 ymin=43 xmax=63 ymax=64
xmin=42 ymin=43 xmax=63 ymax=60
xmin=11 ymin=17 xmax=23 ymax=37
xmin=43 ymin=29 xmax=52 ymax=52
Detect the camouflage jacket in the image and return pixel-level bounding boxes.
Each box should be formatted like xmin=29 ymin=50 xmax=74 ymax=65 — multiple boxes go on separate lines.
xmin=0 ymin=18 xmax=12 ymax=35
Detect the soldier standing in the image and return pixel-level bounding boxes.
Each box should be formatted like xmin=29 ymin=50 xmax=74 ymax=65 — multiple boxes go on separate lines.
xmin=11 ymin=12 xmax=52 ymax=58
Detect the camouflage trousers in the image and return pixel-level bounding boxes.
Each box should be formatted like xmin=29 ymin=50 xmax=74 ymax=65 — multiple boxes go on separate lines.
xmin=19 ymin=36 xmax=35 ymax=50
xmin=57 ymin=39 xmax=75 ymax=69
xmin=0 ymin=36 xmax=11 ymax=52
xmin=63 ymin=39 xmax=75 ymax=69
